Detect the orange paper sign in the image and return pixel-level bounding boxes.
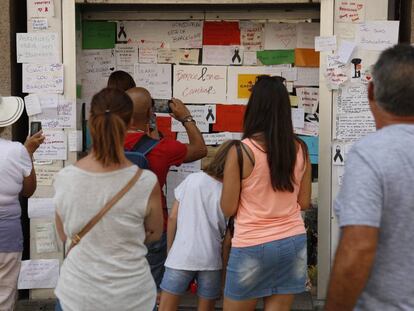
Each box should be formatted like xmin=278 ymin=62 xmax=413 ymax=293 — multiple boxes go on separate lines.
xmin=295 ymin=49 xmax=320 ymax=67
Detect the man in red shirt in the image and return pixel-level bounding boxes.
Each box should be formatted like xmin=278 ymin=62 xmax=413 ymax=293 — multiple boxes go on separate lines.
xmin=125 ymin=87 xmax=207 ymax=289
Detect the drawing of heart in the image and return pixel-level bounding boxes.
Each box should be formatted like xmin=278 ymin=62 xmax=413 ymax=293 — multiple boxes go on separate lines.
xmin=141 ymin=40 xmax=145 ymax=43
xmin=281 ymin=39 xmax=291 ymax=47
xmin=184 ymin=54 xmax=189 ymax=58
xmin=110 ymin=67 xmax=115 ymax=71
xmin=357 ymin=4 xmax=363 ymax=10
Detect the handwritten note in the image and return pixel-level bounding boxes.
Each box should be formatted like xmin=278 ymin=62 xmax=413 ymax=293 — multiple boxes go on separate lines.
xmin=336 ymin=113 xmax=375 ymax=140
xmin=117 ymin=21 xmax=203 ymax=48
xmin=173 ymin=65 xmax=227 ymax=104
xmin=34 ymin=164 xmax=61 ymax=186
xmin=158 ymin=49 xmax=179 ymax=64
xmin=24 ymin=94 xmax=42 ymax=116
xmin=33 ymin=98 xmax=76 ymax=129
xmin=356 ymin=21 xmax=399 ymax=51
xmin=18 ymin=259 xmax=59 ymax=289
xmin=297 ymin=88 xmax=319 ymax=114
xmin=17 ymin=32 xmax=60 ymax=63
xmin=294 ymin=68 xmax=319 ymax=87
xmin=337 ymin=40 xmax=356 ymax=63
xmin=243 ymin=51 xmax=258 ymax=65
xmin=240 ymin=21 xmax=263 ymax=51
xmin=68 ymin=130 xmax=83 ymax=152
xmin=264 ymin=23 xmax=297 ymax=50
xmin=178 ymin=49 xmax=199 ymax=64
xmin=335 ymin=0 xmax=366 ymax=23
xmin=81 ymin=49 xmax=115 ymax=78
xmin=23 ymin=63 xmax=63 ymax=94
xmin=296 ymin=23 xmax=320 ymax=49
xmin=315 ymin=36 xmax=337 ymax=52
xmin=202 ymin=46 xmax=243 ymax=65
xmin=28 ymin=198 xmax=55 ymax=219
xmin=115 ymin=44 xmax=138 ymax=66
xmin=171 ymin=105 xmax=210 ymax=133
xmin=134 ymin=64 xmax=172 ymax=99
xmin=28 ymin=0 xmax=55 ymax=17
xmin=33 ymin=130 xmax=67 ymax=161
xmin=35 ymin=223 xmax=58 ymax=253
xmin=138 ymin=48 xmax=158 ymax=64
xmin=32 ymin=18 xmax=48 ymax=30
xmin=292 ymin=108 xmax=305 ymax=129
xmin=337 ymin=84 xmax=370 ymax=114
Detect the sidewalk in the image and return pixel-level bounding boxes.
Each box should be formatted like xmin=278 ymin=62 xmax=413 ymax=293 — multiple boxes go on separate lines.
xmin=16 ymin=292 xmax=318 ymax=310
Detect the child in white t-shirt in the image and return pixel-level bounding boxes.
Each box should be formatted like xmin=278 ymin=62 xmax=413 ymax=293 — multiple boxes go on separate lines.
xmin=159 ymin=140 xmax=241 ymax=311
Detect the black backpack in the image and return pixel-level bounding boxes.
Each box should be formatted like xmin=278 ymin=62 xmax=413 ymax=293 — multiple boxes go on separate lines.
xmin=125 ymin=135 xmax=159 ymax=169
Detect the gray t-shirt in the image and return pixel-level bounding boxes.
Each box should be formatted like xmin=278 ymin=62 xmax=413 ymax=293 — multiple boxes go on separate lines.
xmin=335 ymin=124 xmax=414 ymax=311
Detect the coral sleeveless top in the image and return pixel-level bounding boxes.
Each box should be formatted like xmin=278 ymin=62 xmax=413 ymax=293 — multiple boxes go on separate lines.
xmin=232 ymin=138 xmax=306 ymax=247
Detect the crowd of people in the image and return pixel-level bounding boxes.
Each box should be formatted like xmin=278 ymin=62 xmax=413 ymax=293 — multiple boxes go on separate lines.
xmin=0 ymin=44 xmax=413 ymax=311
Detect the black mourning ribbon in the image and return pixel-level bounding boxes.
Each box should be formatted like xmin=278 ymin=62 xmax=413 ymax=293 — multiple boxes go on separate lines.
xmin=333 ymin=147 xmax=344 ymax=163
xmin=206 ymin=107 xmax=215 ymax=122
xmin=232 ymin=48 xmax=241 ymax=63
xmin=118 ymin=26 xmax=127 ymax=39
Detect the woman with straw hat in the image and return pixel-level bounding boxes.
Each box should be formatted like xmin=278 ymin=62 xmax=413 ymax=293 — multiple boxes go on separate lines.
xmin=0 ymin=96 xmax=44 ymax=310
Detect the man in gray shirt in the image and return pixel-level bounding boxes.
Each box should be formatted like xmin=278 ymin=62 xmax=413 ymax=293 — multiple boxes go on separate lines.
xmin=325 ymin=45 xmax=414 ymax=310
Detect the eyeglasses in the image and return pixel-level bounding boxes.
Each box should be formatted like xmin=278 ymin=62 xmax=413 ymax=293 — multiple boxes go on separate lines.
xmin=255 ymin=75 xmax=287 ymax=86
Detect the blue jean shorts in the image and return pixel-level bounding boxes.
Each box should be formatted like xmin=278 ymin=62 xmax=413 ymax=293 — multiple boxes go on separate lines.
xmin=224 ymin=234 xmax=307 ymax=301
xmin=160 ymin=267 xmax=222 ymax=300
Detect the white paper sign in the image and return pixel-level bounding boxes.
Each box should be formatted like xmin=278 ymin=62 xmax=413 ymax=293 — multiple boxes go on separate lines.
xmin=243 ymin=51 xmax=258 ymax=65
xmin=202 ymin=46 xmax=243 ymax=66
xmin=240 ymin=21 xmax=263 ymax=51
xmin=296 ymin=23 xmax=320 ymax=49
xmin=32 ymin=18 xmax=48 ymax=30
xmin=332 ymin=142 xmax=353 ymax=166
xmin=134 ymin=64 xmax=172 ymax=99
xmin=294 ymin=68 xmax=319 ymax=87
xmin=33 ymin=130 xmax=67 ymax=161
xmin=315 ymin=36 xmax=337 ymax=52
xmin=356 ymin=21 xmax=399 ymax=51
xmin=171 ymin=160 xmax=201 ymax=172
xmin=157 ymin=49 xmax=179 ymax=64
xmin=336 ymin=113 xmax=376 ymax=140
xmin=173 ymin=65 xmax=227 ymax=104
xmin=264 ymin=23 xmax=297 ymax=50
xmin=297 ymin=88 xmax=319 ymax=114
xmin=18 ymin=259 xmax=59 ymax=289
xmin=337 ymin=40 xmax=357 ymax=63
xmin=28 ymin=0 xmax=55 ymax=17
xmin=28 ymin=198 xmax=55 ymax=219
xmin=23 ymin=63 xmax=63 ymax=94
xmin=68 ymin=130 xmax=83 ymax=152
xmin=24 ymin=94 xmax=42 ymax=116
xmin=337 ymin=84 xmax=370 ymax=114
xmin=138 ymin=48 xmax=158 ymax=64
xmin=117 ymin=21 xmax=203 ymax=48
xmin=178 ymin=49 xmax=200 ymax=64
xmin=17 ymin=32 xmax=60 ymax=63
xmin=335 ymin=0 xmax=366 ymax=23
xmin=34 ymin=164 xmax=61 ymax=186
xmin=33 ymin=98 xmax=75 ymax=129
xmin=171 ymin=105 xmax=210 ymax=133
xmin=292 ymin=108 xmax=305 ymax=129
xmin=115 ymin=44 xmax=138 ymax=66
xmin=35 ymin=223 xmax=58 ymax=253
xmin=81 ymin=49 xmax=115 ymax=78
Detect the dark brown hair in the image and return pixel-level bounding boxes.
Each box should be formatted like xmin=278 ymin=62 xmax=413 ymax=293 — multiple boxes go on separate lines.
xmin=89 ymin=88 xmax=133 ymax=167
xmin=205 ymin=140 xmax=241 ymax=180
xmin=243 ymin=76 xmax=307 ymax=192
xmin=107 ymin=71 xmax=136 ymax=91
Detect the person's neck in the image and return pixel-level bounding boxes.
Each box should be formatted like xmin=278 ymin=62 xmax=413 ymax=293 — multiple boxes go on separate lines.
xmin=77 ymin=152 xmax=132 ymax=173
xmin=375 ymin=110 xmax=414 ymax=129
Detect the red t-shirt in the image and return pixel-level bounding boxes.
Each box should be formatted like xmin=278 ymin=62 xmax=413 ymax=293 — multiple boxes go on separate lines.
xmin=124 ymin=132 xmax=187 ymax=229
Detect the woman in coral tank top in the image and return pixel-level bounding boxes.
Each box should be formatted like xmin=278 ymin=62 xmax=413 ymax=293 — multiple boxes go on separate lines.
xmin=221 ymin=76 xmax=312 ymax=311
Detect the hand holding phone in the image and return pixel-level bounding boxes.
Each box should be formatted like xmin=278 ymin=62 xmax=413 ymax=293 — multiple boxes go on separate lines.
xmin=30 ymin=122 xmax=42 ymax=137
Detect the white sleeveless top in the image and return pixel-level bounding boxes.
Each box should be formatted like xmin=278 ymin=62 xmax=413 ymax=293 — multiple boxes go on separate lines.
xmin=54 ymin=165 xmax=157 ymax=311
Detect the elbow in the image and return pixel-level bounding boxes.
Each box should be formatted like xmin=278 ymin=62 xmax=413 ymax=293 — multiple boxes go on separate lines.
xmin=21 ymin=186 xmax=36 ymax=198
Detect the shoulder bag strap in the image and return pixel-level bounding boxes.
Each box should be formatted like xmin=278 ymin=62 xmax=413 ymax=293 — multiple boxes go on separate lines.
xmin=228 ymin=142 xmax=244 ymax=237
xmin=240 ymin=142 xmax=255 ymax=166
xmin=66 ymin=168 xmax=142 ymax=255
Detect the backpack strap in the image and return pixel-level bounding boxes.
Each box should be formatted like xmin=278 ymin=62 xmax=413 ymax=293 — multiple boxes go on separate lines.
xmin=132 ymin=135 xmax=159 ymax=156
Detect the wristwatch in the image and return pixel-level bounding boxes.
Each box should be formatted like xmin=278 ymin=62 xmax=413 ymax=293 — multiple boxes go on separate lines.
xmin=181 ymin=115 xmax=196 ymax=125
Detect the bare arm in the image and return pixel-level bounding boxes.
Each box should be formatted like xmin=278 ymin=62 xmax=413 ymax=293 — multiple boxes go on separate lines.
xmin=221 ymin=229 xmax=232 ymax=287
xmin=21 ymin=131 xmax=45 ymax=197
xmin=167 ymin=200 xmax=179 ymax=253
xmin=169 ymin=98 xmax=207 ymax=163
xmin=144 ymin=182 xmax=164 ymax=244
xmin=298 ymin=153 xmax=312 ymax=210
xmin=220 ymin=147 xmax=241 ymax=217
xmin=55 ymin=212 xmax=67 ymax=242
xmin=325 ymin=226 xmax=379 ymax=311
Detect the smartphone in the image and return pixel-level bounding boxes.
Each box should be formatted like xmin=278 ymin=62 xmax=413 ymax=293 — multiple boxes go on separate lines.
xmin=30 ymin=121 xmax=42 ymax=137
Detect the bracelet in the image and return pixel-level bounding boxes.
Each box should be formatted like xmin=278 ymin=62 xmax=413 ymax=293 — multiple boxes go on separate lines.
xmin=181 ymin=115 xmax=196 ymax=125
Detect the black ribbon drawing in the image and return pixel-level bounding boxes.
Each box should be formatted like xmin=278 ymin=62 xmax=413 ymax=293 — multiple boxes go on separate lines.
xmin=333 ymin=146 xmax=344 ymax=163
xmin=206 ymin=107 xmax=215 ymax=122
xmin=351 ymin=58 xmax=362 ymax=78
xmin=118 ymin=24 xmax=127 ymax=40
xmin=232 ymin=48 xmax=241 ymax=64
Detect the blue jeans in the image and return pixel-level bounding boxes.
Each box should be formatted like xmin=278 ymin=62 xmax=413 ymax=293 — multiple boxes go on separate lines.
xmin=146 ymin=232 xmax=167 ymax=289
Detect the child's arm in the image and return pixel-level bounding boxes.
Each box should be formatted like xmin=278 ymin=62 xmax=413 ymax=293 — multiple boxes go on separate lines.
xmin=221 ymin=229 xmax=232 ymax=288
xmin=167 ymin=200 xmax=179 ymax=253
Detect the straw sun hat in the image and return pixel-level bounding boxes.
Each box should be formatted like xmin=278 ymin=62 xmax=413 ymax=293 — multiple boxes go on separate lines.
xmin=0 ymin=96 xmax=24 ymax=127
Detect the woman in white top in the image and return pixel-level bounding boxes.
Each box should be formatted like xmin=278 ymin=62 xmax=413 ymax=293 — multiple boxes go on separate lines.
xmin=54 ymin=88 xmax=163 ymax=311
xmin=0 ymin=96 xmax=44 ymax=311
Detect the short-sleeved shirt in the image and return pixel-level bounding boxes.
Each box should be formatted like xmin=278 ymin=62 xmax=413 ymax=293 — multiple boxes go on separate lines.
xmin=335 ymin=124 xmax=414 ymax=311
xmin=124 ymin=132 xmax=187 ymax=229
xmin=0 ymin=139 xmax=33 ymax=252
xmin=165 ymin=172 xmax=226 ymax=270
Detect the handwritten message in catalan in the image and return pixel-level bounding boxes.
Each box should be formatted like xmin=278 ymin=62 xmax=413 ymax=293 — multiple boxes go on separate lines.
xmin=173 ymin=65 xmax=227 ymax=104
xmin=23 ymin=64 xmax=63 ymax=94
xmin=17 ymin=32 xmax=60 ymax=63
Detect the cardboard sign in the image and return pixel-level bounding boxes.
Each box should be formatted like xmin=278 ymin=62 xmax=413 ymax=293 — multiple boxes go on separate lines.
xmin=173 ymin=65 xmax=227 ymax=104
xmin=203 ymin=21 xmax=241 ymax=45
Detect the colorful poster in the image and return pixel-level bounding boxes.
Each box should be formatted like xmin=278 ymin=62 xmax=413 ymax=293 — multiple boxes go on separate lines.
xmin=173 ymin=65 xmax=227 ymax=104
xmin=203 ymin=21 xmax=241 ymax=46
xmin=237 ymin=74 xmax=261 ymax=99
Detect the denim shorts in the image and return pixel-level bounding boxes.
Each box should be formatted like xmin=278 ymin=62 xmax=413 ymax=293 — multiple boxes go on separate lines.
xmin=146 ymin=232 xmax=167 ymax=289
xmin=224 ymin=234 xmax=307 ymax=301
xmin=160 ymin=267 xmax=222 ymax=300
